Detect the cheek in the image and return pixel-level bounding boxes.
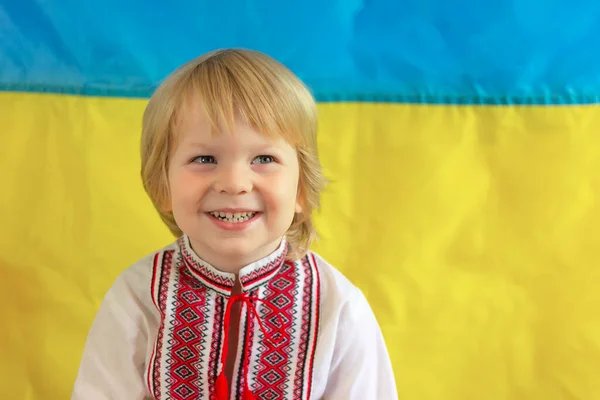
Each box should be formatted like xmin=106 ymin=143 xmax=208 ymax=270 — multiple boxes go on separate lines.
xmin=169 ymin=170 xmax=208 ymax=206
xmin=263 ymin=175 xmax=300 ymax=214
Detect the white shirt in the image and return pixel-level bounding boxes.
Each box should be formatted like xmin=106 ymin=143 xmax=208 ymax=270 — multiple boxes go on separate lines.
xmin=72 ymin=235 xmax=397 ymax=399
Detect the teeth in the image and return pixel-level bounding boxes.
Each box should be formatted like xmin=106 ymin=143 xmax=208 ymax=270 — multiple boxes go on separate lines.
xmin=210 ymin=211 xmax=256 ymax=223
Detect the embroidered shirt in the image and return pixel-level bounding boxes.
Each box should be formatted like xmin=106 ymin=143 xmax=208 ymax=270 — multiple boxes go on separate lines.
xmin=72 ymin=236 xmax=397 ymax=399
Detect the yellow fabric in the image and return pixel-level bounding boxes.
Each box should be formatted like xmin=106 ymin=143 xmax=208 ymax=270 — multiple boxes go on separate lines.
xmin=2 ymin=92 xmax=600 ymax=399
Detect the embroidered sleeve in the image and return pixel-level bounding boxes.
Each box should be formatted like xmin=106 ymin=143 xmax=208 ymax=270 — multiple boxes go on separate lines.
xmin=71 ymin=272 xmax=152 ymax=400
xmin=323 ymin=288 xmax=398 ymax=399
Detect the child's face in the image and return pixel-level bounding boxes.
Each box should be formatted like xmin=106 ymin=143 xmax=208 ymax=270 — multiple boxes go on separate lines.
xmin=166 ymin=99 xmax=302 ymax=271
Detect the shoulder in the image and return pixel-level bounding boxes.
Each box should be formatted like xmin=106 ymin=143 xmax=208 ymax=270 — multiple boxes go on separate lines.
xmin=297 ymin=252 xmax=388 ymax=379
xmin=300 ymin=256 xmax=397 ymax=398
xmin=298 ymin=251 xmax=370 ymax=320
xmin=121 ymin=241 xmax=179 ymax=278
xmin=307 ymin=251 xmax=362 ymax=297
xmin=106 ymin=241 xmax=179 ymax=306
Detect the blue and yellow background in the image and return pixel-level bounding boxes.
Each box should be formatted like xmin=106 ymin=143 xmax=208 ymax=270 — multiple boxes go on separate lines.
xmin=2 ymin=1 xmax=600 ymax=399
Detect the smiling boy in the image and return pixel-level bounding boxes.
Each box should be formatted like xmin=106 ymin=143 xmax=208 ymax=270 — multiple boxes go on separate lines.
xmin=72 ymin=49 xmax=397 ymax=400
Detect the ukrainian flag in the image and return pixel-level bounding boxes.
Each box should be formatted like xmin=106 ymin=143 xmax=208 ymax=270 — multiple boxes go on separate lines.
xmin=2 ymin=1 xmax=600 ymax=399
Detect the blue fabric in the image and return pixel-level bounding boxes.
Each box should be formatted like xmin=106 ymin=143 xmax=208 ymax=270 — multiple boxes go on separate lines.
xmin=2 ymin=0 xmax=600 ymax=104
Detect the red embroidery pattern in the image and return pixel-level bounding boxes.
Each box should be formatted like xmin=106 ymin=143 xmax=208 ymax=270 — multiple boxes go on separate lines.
xmin=294 ymin=254 xmax=320 ymax=399
xmin=166 ymin=265 xmax=210 ymax=399
xmin=240 ymin=247 xmax=287 ymax=290
xmin=149 ymin=242 xmax=321 ymax=400
xmin=251 ymin=257 xmax=319 ymax=400
xmin=208 ymin=296 xmax=224 ymax=398
xmin=179 ymin=237 xmax=235 ymax=293
xmin=150 ymin=250 xmax=175 ymax=399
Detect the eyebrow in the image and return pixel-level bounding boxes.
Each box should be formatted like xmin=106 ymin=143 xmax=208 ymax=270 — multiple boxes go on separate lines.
xmin=183 ymin=141 xmax=215 ymax=150
xmin=187 ymin=142 xmax=209 ymax=147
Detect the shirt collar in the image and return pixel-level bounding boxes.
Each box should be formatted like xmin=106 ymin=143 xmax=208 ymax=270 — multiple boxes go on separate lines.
xmin=178 ymin=234 xmax=288 ymax=296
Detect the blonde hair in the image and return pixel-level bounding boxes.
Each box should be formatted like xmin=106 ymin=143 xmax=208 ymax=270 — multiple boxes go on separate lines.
xmin=140 ymin=49 xmax=326 ymax=259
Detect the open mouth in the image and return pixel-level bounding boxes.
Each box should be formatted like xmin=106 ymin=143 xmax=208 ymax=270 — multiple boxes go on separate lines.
xmin=208 ymin=211 xmax=257 ymax=223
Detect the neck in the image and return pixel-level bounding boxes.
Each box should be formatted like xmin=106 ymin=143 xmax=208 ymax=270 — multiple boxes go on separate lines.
xmin=187 ymin=237 xmax=283 ymax=275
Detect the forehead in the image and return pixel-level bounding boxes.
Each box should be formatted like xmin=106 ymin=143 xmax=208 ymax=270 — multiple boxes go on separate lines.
xmin=173 ymin=93 xmax=287 ymax=144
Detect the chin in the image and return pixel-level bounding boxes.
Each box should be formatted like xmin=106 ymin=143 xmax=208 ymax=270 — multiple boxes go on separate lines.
xmin=212 ymin=238 xmax=261 ymax=256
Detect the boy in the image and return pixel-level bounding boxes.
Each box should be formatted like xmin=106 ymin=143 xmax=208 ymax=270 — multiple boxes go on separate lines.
xmin=72 ymin=49 xmax=397 ymax=399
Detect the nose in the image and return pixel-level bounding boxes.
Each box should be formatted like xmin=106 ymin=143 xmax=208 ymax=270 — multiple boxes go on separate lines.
xmin=213 ymin=163 xmax=252 ymax=195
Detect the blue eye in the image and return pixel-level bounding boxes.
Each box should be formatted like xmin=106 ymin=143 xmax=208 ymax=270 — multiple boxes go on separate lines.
xmin=252 ymin=155 xmax=274 ymax=164
xmin=192 ymin=156 xmax=216 ymax=164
